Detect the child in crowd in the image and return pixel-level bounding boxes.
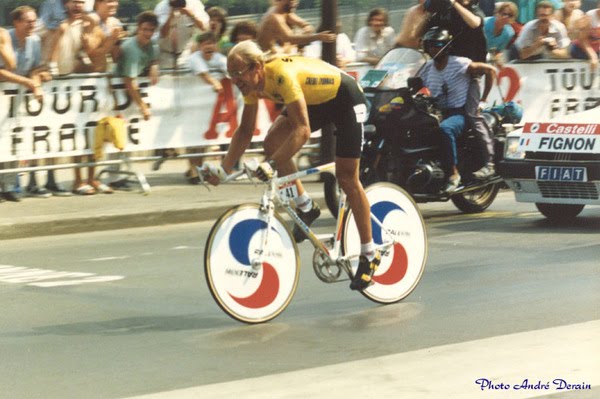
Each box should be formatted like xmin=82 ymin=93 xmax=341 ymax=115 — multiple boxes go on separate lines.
xmin=186 ymin=31 xmax=227 ymax=184
xmin=188 ymin=31 xmax=226 ymax=93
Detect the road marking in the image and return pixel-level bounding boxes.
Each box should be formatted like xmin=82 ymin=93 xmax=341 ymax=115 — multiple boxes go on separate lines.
xmin=0 ymin=264 xmax=124 ymax=287
xmin=125 ymin=320 xmax=599 ymax=399
xmin=88 ymin=256 xmax=130 ymax=262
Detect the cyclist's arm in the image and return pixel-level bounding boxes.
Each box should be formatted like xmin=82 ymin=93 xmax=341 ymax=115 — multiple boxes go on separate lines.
xmin=221 ymin=103 xmax=258 ymax=173
xmin=268 ymin=98 xmax=311 ymax=166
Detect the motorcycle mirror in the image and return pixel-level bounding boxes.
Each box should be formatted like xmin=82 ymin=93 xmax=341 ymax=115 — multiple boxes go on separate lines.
xmin=407 ymin=77 xmax=424 ymax=94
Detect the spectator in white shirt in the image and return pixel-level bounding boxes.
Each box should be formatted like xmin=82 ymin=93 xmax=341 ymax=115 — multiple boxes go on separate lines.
xmin=154 ymin=0 xmax=209 ymax=69
xmin=514 ymin=1 xmax=571 ymax=60
xmin=303 ymin=23 xmax=356 ymax=69
xmin=353 ymin=7 xmax=395 ymax=65
xmin=188 ymin=31 xmax=226 ymax=93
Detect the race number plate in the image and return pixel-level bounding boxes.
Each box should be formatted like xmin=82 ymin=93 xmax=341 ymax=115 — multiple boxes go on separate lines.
xmin=535 ymin=166 xmax=587 ymax=182
xmin=278 ymin=182 xmax=298 ymax=200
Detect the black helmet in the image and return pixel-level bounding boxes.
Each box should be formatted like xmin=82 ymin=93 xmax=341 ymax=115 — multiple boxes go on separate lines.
xmin=422 ymin=26 xmax=452 ymax=55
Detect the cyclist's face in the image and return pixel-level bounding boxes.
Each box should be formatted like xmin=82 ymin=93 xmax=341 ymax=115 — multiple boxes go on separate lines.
xmin=228 ymin=55 xmax=261 ymax=95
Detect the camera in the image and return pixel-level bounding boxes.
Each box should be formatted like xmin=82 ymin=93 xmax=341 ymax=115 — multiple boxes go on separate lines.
xmin=169 ymin=0 xmax=186 ymax=8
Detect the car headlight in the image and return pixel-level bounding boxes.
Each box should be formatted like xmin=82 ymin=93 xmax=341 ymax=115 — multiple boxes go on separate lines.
xmin=504 ymin=136 xmax=525 ymax=160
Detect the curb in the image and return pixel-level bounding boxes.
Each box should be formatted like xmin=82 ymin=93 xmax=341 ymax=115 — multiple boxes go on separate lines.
xmin=0 ymin=197 xmax=328 ymax=241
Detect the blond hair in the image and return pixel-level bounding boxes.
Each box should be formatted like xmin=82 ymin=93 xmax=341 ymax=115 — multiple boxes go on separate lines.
xmin=496 ymin=2 xmax=519 ymax=20
xmin=227 ymin=40 xmax=276 ymax=67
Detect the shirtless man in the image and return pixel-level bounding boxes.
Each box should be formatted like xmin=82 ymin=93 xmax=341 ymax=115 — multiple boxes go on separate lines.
xmin=257 ymin=0 xmax=336 ymax=53
xmin=395 ymin=0 xmax=429 ymax=49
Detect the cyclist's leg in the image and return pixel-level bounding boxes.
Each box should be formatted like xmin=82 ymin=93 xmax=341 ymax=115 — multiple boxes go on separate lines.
xmin=263 ymin=115 xmax=306 ymax=195
xmin=336 ymin=157 xmax=380 ymax=290
xmin=333 ymin=74 xmax=380 ymax=289
xmin=265 ymin=114 xmax=321 ymax=242
xmin=335 ymin=157 xmax=371 ymax=244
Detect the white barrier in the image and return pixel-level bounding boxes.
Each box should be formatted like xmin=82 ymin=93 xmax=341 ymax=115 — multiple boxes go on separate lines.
xmin=1 ymin=60 xmax=598 ymax=164
xmin=487 ymin=60 xmax=599 ymax=121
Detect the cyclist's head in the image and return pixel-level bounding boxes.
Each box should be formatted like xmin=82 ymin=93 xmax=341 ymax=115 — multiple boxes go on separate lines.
xmin=227 ymin=40 xmax=268 ymax=95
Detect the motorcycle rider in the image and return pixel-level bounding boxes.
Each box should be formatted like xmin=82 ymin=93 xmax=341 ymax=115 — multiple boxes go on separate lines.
xmin=423 ymin=0 xmax=496 ymax=179
xmin=418 ymin=27 xmax=497 ymax=192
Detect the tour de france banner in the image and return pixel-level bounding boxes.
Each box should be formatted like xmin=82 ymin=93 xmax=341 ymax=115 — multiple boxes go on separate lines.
xmin=487 ymin=60 xmax=599 ymax=121
xmin=0 ymin=60 xmax=598 ymax=162
xmin=0 ymin=73 xmax=276 ymax=162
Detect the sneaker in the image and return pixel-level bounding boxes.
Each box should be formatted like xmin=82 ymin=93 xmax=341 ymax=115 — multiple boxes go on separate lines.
xmin=1 ymin=191 xmax=20 ymax=202
xmin=45 ymin=183 xmax=73 ymax=197
xmin=443 ymin=174 xmax=461 ymax=193
xmin=292 ymin=202 xmax=321 ymax=243
xmin=350 ymin=251 xmax=381 ymax=291
xmin=27 ymin=186 xmax=52 ymax=198
xmin=473 ymin=163 xmax=495 ymax=180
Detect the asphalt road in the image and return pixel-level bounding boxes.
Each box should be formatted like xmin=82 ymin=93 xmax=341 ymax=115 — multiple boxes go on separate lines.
xmin=0 ymin=193 xmax=598 ymax=399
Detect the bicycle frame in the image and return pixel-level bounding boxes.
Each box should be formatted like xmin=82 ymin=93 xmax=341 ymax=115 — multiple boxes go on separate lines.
xmin=254 ymin=162 xmax=397 ymax=281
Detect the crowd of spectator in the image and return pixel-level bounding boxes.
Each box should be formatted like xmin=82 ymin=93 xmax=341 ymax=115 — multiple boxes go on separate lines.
xmin=0 ymin=0 xmax=599 ymax=202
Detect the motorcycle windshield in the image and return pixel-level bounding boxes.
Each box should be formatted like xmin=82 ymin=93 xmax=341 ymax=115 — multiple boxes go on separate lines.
xmin=372 ymin=48 xmax=427 ymax=90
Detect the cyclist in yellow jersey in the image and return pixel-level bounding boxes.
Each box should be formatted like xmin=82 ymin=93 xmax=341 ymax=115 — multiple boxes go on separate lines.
xmin=206 ymin=40 xmax=379 ymax=291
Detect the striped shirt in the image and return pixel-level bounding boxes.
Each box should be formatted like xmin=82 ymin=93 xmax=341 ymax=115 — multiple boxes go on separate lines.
xmin=419 ymin=56 xmax=471 ymax=110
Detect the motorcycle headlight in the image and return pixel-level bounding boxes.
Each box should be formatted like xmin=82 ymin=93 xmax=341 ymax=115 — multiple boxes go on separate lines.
xmin=504 ymin=136 xmax=525 ymax=160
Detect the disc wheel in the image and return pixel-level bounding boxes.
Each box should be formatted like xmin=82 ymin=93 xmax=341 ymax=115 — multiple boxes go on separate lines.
xmin=204 ymin=204 xmax=300 ymax=323
xmin=342 ymin=183 xmax=428 ymax=304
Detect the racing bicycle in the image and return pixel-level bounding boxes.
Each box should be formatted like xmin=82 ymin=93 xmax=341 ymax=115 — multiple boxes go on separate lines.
xmin=201 ymin=162 xmax=428 ymax=324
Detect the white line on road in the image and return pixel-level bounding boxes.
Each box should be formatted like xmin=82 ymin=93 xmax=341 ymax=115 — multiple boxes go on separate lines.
xmin=0 ymin=264 xmax=124 ymax=287
xmin=88 ymin=256 xmax=130 ymax=262
xmin=125 ymin=320 xmax=599 ymax=399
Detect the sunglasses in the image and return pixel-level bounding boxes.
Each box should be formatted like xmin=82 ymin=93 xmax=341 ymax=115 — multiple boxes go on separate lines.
xmin=500 ymin=12 xmax=514 ymax=18
xmin=229 ymin=64 xmax=252 ymax=78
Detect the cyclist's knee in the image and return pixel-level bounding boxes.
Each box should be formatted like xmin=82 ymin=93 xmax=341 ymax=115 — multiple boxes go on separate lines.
xmin=335 ymin=171 xmax=358 ymax=192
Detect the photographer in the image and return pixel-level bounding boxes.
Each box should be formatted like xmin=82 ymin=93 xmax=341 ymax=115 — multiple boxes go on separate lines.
xmin=514 ymin=1 xmax=571 ymax=60
xmin=423 ymin=0 xmax=496 ymax=180
xmin=154 ymin=0 xmax=209 ymax=69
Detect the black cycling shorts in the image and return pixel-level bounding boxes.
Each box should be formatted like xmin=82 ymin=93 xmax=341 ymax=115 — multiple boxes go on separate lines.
xmin=281 ymin=73 xmax=367 ymax=159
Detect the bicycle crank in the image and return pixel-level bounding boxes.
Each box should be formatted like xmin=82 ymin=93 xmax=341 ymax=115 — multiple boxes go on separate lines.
xmin=312 ymin=249 xmax=343 ymax=283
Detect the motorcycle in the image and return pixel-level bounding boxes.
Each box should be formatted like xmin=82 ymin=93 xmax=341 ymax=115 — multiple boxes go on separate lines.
xmin=324 ymin=48 xmax=521 ymax=217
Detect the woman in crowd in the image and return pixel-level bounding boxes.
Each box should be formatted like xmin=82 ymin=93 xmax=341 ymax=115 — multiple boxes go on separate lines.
xmin=484 ymin=1 xmax=518 ymax=65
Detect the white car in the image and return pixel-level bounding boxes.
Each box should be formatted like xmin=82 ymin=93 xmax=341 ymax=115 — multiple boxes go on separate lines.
xmin=499 ymin=108 xmax=600 ymax=220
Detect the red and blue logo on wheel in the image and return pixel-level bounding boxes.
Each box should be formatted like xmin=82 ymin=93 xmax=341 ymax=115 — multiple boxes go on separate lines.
xmin=206 ymin=207 xmax=299 ymax=321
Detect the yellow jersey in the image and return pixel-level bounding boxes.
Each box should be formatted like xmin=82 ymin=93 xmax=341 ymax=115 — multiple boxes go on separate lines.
xmin=244 ymin=56 xmax=342 ymax=106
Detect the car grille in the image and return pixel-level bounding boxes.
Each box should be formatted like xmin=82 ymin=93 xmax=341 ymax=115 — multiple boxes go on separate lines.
xmin=537 ymin=181 xmax=599 ymax=199
xmin=526 ymin=152 xmax=600 ymax=161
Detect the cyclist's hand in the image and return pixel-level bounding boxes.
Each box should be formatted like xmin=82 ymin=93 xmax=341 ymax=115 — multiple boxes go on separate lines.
xmin=203 ymin=163 xmax=227 ymax=186
xmin=255 ymin=160 xmax=275 ymax=182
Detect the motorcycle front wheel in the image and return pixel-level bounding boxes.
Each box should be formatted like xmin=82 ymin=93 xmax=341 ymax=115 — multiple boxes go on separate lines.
xmin=451 ymin=182 xmax=500 ymax=213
